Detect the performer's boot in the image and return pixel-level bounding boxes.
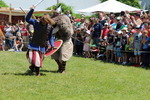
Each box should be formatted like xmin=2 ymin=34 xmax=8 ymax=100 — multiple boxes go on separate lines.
xmin=60 ymin=61 xmax=66 ymax=74
xmin=55 ymin=60 xmax=62 ymax=73
xmin=29 ymin=65 xmax=35 ymax=72
xmin=35 ymin=67 xmax=40 ymax=76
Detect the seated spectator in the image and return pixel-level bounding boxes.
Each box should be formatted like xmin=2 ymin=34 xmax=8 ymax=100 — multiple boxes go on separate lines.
xmin=90 ymin=44 xmax=99 ymax=59
xmin=98 ymin=39 xmax=106 ymax=60
xmin=14 ymin=32 xmax=24 ymax=52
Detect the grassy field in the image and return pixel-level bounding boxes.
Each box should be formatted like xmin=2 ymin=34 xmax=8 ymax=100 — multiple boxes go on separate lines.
xmin=0 ymin=51 xmax=150 ymax=100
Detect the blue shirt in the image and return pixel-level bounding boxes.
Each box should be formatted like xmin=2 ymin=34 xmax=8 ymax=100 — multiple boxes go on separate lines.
xmin=26 ymin=9 xmax=55 ymax=52
xmin=142 ymin=37 xmax=150 ymax=49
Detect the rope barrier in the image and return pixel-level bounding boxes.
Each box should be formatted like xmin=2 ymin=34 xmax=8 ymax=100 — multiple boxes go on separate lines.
xmin=2 ymin=36 xmax=150 ymax=53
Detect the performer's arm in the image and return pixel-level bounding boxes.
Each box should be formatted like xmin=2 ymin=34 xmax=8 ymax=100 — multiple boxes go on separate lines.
xmin=25 ymin=8 xmax=36 ymax=25
xmin=48 ymin=28 xmax=55 ymax=47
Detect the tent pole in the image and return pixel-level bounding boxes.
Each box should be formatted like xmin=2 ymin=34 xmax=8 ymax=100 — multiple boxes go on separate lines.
xmin=9 ymin=4 xmax=12 ymax=23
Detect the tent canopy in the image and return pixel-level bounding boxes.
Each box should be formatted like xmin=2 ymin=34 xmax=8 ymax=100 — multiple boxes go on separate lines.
xmin=77 ymin=0 xmax=142 ymax=13
xmin=0 ymin=7 xmax=53 ymax=16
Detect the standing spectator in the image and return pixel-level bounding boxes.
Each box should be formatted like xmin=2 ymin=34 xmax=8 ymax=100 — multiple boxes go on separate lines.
xmin=131 ymin=13 xmax=142 ymax=27
xmin=0 ymin=28 xmax=5 ymax=51
xmin=133 ymin=25 xmax=143 ymax=66
xmin=92 ymin=18 xmax=103 ymax=46
xmin=143 ymin=22 xmax=150 ymax=37
xmin=115 ymin=17 xmax=123 ymax=31
xmin=141 ymin=30 xmax=150 ymax=69
xmin=74 ymin=28 xmax=83 ymax=56
xmin=83 ymin=30 xmax=91 ymax=58
xmin=114 ymin=31 xmax=122 ymax=64
xmin=98 ymin=12 xmax=107 ymax=26
xmin=121 ymin=27 xmax=129 ymax=65
xmin=106 ymin=28 xmax=114 ymax=62
xmin=26 ymin=23 xmax=34 ymax=43
xmin=66 ymin=10 xmax=72 ymax=18
xmin=4 ymin=22 xmax=15 ymax=50
xmin=0 ymin=21 xmax=5 ymax=35
xmin=102 ymin=23 xmax=109 ymax=39
xmin=128 ymin=29 xmax=136 ymax=65
xmin=18 ymin=21 xmax=29 ymax=50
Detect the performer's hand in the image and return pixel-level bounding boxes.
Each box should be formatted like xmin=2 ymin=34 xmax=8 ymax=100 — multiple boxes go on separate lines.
xmin=51 ymin=46 xmax=57 ymax=50
xmin=30 ymin=5 xmax=35 ymax=9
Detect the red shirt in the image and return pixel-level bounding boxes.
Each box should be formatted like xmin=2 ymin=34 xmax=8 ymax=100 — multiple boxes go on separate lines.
xmin=21 ymin=27 xmax=28 ymax=36
xmin=102 ymin=28 xmax=109 ymax=39
xmin=0 ymin=25 xmax=5 ymax=34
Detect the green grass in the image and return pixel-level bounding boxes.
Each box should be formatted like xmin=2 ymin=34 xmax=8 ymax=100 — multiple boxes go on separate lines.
xmin=0 ymin=51 xmax=150 ymax=100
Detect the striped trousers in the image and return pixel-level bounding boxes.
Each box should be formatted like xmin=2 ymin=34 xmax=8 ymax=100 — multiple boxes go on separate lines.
xmin=26 ymin=49 xmax=44 ymax=68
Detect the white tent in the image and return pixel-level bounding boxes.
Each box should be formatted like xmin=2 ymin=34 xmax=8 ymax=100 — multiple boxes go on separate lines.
xmin=77 ymin=0 xmax=142 ymax=13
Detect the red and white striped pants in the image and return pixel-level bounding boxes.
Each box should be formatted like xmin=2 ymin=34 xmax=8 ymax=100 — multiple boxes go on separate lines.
xmin=26 ymin=49 xmax=44 ymax=68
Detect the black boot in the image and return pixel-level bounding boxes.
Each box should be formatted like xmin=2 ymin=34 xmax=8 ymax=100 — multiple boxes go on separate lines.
xmin=60 ymin=61 xmax=66 ymax=73
xmin=35 ymin=67 xmax=40 ymax=76
xmin=55 ymin=60 xmax=62 ymax=73
xmin=29 ymin=65 xmax=35 ymax=72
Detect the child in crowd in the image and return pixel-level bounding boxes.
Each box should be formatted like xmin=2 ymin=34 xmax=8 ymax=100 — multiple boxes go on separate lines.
xmin=106 ymin=28 xmax=114 ymax=62
xmin=98 ymin=39 xmax=106 ymax=60
xmin=121 ymin=27 xmax=129 ymax=65
xmin=90 ymin=44 xmax=99 ymax=59
xmin=83 ymin=30 xmax=91 ymax=58
xmin=128 ymin=29 xmax=136 ymax=65
xmin=14 ymin=32 xmax=24 ymax=52
xmin=114 ymin=31 xmax=122 ymax=64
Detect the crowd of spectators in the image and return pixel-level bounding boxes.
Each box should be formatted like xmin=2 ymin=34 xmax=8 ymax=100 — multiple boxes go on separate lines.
xmin=0 ymin=10 xmax=150 ymax=69
xmin=71 ymin=10 xmax=150 ymax=69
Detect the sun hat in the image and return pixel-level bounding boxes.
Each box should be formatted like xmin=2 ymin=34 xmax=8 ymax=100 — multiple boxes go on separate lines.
xmin=104 ymin=23 xmax=108 ymax=26
xmin=118 ymin=30 xmax=123 ymax=34
xmin=135 ymin=25 xmax=141 ymax=29
xmin=92 ymin=44 xmax=97 ymax=47
xmin=121 ymin=27 xmax=128 ymax=32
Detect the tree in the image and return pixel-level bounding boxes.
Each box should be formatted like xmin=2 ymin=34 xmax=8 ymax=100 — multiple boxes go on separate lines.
xmin=100 ymin=0 xmax=141 ymax=8
xmin=0 ymin=0 xmax=8 ymax=7
xmin=47 ymin=3 xmax=73 ymax=15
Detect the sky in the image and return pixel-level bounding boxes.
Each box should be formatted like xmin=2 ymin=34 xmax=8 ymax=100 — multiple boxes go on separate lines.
xmin=2 ymin=0 xmax=100 ymax=14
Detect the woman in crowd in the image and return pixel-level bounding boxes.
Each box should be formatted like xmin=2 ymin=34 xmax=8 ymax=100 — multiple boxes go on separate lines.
xmin=141 ymin=30 xmax=150 ymax=69
xmin=4 ymin=22 xmax=15 ymax=50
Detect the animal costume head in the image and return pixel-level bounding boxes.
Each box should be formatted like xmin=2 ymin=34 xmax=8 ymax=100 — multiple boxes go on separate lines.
xmin=52 ymin=14 xmax=74 ymax=41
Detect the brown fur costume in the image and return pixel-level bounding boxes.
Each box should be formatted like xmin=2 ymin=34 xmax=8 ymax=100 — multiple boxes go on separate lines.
xmin=51 ymin=14 xmax=74 ymax=73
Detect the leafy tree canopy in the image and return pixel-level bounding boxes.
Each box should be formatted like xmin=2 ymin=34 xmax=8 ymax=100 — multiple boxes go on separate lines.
xmin=100 ymin=0 xmax=141 ymax=9
xmin=0 ymin=0 xmax=8 ymax=7
xmin=47 ymin=3 xmax=73 ymax=15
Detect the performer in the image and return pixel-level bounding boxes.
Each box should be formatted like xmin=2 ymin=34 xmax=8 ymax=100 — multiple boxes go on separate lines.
xmin=25 ymin=5 xmax=55 ymax=76
xmin=51 ymin=8 xmax=74 ymax=74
